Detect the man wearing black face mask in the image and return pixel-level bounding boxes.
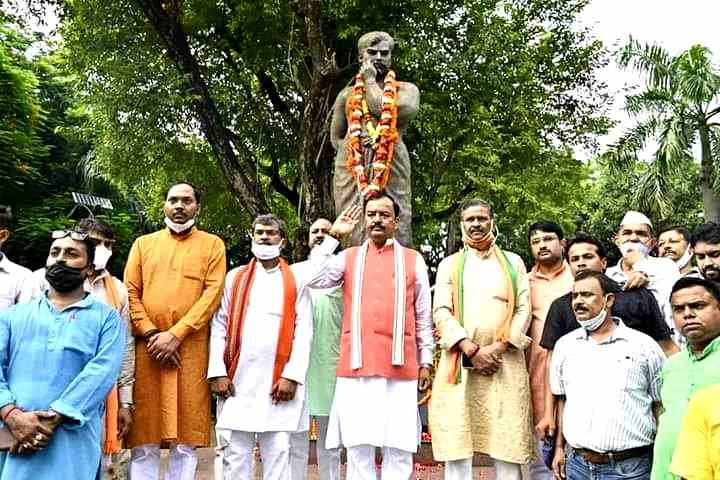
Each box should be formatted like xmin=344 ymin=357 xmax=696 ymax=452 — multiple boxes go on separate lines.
xmin=0 ymin=229 xmax=125 ymax=479
xmin=20 ymin=219 xmax=136 ymax=479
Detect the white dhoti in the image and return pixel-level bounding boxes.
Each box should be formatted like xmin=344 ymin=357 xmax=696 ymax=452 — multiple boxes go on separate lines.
xmin=128 ymin=444 xmax=197 ymax=480
xmin=346 ymin=444 xmax=413 ymax=480
xmin=327 ymin=376 xmax=419 ymax=479
xmin=444 ymin=456 xmax=522 ymax=480
xmin=217 ymin=430 xmax=290 ymax=480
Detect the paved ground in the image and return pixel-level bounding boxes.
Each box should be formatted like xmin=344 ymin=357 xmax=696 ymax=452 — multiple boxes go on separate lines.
xmin=186 ymin=448 xmax=508 ymax=479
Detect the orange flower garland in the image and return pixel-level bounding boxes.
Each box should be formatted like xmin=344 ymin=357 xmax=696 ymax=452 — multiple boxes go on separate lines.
xmin=345 ymin=70 xmax=399 ymax=199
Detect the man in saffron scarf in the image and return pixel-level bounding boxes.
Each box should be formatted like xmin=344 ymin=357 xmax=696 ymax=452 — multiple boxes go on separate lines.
xmin=208 ymin=214 xmax=313 ymax=480
xmin=309 ymin=193 xmax=433 ymax=480
xmin=429 ymin=198 xmax=535 ymax=480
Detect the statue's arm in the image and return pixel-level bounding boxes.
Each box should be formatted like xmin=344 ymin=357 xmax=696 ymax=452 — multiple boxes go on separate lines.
xmin=330 ymin=89 xmax=349 ymax=150
xmin=398 ymin=82 xmax=420 ymax=122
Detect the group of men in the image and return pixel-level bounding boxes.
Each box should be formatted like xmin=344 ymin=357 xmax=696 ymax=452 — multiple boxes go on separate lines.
xmin=0 ymin=187 xmax=718 ymax=480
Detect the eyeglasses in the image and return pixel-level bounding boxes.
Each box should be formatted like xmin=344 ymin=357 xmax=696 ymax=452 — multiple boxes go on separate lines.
xmin=51 ymin=230 xmax=89 ymax=241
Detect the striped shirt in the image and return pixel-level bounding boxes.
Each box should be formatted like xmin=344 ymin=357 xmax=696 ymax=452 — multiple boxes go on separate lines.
xmin=550 ymin=318 xmax=665 ymax=452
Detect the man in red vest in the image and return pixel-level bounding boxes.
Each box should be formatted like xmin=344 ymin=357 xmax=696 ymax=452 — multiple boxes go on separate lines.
xmin=309 ymin=193 xmax=433 ymax=480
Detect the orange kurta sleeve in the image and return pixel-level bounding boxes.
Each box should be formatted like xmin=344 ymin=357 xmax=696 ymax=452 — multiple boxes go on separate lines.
xmin=168 ymin=236 xmax=226 ymax=342
xmin=124 ymin=237 xmax=158 ymax=336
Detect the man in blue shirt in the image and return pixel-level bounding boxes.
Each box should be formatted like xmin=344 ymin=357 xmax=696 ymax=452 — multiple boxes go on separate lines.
xmin=0 ymin=229 xmax=125 ymax=479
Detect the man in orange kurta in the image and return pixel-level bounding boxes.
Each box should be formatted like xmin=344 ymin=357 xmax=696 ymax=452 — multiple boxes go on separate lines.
xmin=124 ymin=182 xmax=226 ymax=480
xmin=526 ymin=221 xmax=573 ymax=480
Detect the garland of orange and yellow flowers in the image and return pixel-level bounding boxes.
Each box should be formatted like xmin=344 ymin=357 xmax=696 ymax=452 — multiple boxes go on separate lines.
xmin=345 ymin=70 xmax=399 ymax=199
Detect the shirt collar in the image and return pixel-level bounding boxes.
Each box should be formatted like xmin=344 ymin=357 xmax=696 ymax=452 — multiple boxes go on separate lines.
xmin=685 ymin=335 xmax=720 ymax=361
xmin=531 ymin=261 xmax=569 ymax=281
xmin=0 ymin=253 xmax=8 ymax=272
xmin=41 ymin=290 xmax=95 ymax=312
xmin=575 ymin=316 xmax=628 ymax=343
xmin=368 ymin=238 xmax=395 ymax=253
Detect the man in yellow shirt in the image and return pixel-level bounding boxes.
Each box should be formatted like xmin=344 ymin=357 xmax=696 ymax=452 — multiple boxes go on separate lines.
xmin=670 ymin=384 xmax=720 ymax=480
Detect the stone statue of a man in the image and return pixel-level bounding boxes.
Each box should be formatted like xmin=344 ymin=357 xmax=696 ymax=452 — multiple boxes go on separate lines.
xmin=330 ymin=31 xmax=420 ymax=246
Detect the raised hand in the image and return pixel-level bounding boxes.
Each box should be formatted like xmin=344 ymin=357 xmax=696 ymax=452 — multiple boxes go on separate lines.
xmin=330 ymin=205 xmax=363 ymax=238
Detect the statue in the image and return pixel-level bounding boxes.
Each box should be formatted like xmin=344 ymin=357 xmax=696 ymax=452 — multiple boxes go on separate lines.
xmin=330 ymin=31 xmax=420 ymax=246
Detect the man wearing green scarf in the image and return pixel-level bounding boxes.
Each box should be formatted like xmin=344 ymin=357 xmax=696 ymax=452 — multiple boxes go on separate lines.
xmin=429 ymin=198 xmax=534 ymax=480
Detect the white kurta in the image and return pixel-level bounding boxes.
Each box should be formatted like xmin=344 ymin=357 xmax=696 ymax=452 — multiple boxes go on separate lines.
xmin=208 ymin=262 xmax=313 ymax=433
xmin=307 ymin=237 xmax=433 ymax=453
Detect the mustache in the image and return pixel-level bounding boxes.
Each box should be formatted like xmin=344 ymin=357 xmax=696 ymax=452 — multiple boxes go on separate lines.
xmin=573 ymin=305 xmax=589 ymax=313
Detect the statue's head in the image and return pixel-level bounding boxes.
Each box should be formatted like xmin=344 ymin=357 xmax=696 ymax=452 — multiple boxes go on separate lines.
xmin=358 ymin=31 xmax=395 ymax=77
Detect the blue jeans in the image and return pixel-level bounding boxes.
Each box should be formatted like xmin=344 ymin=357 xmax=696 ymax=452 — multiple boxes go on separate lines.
xmin=566 ymin=447 xmax=651 ymax=480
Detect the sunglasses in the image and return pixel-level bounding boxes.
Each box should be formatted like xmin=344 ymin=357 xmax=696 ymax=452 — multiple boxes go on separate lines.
xmin=51 ymin=230 xmax=89 ymax=241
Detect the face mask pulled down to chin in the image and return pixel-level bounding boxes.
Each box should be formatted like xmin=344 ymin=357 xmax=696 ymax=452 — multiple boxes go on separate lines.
xmin=577 ymin=296 xmax=610 ymax=332
xmin=674 ymin=248 xmax=693 ymax=269
xmin=251 ymin=241 xmax=281 ymax=261
xmin=165 ymin=217 xmax=195 ymax=234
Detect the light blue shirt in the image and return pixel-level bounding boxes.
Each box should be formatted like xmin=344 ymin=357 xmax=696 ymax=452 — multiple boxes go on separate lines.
xmin=0 ymin=293 xmax=125 ymax=479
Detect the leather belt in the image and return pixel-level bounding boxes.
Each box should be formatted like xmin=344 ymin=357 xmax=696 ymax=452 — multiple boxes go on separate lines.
xmin=574 ymin=445 xmax=652 ymax=464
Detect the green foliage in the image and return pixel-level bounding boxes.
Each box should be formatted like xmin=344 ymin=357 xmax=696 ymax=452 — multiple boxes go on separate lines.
xmin=606 ymin=39 xmax=720 ymax=221
xmin=0 ymin=15 xmax=46 ymax=199
xmin=0 ymin=14 xmax=145 ymax=270
xmin=48 ymin=0 xmax=609 ymax=267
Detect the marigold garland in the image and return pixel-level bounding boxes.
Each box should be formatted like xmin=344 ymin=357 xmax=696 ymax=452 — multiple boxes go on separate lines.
xmin=345 ymin=70 xmax=399 ymax=199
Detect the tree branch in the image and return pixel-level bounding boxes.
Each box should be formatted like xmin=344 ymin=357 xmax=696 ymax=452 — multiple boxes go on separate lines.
xmin=132 ymin=0 xmax=269 ymax=215
xmin=255 ymin=70 xmax=300 ymax=135
xmin=707 ymin=105 xmax=720 ymax=120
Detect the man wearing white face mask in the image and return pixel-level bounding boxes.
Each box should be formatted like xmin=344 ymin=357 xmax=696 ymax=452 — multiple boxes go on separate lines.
xmin=20 ymin=217 xmax=136 ymax=479
xmin=550 ymin=270 xmax=665 ymax=480
xmin=606 ymin=211 xmax=681 ymax=340
xmin=124 ymin=181 xmax=226 ymax=480
xmin=657 ymin=225 xmax=701 ymax=277
xmin=208 ymin=214 xmax=313 ymax=480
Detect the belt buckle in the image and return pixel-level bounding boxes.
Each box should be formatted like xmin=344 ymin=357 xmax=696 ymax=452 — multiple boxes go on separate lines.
xmin=608 ymin=452 xmax=614 ymax=463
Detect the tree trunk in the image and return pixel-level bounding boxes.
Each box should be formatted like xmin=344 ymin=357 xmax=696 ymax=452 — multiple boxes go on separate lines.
xmin=134 ymin=0 xmax=269 ymax=217
xmin=292 ymin=0 xmax=339 ymax=226
xmin=698 ymin=122 xmax=720 ymax=222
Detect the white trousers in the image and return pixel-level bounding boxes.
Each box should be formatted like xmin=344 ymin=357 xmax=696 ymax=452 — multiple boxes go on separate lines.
xmin=128 ymin=444 xmax=197 ymax=480
xmin=221 ymin=430 xmax=291 ymax=480
xmin=289 ymin=416 xmax=342 ymax=480
xmin=444 ymin=456 xmax=522 ymax=480
xmin=346 ymin=444 xmax=412 ymax=480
